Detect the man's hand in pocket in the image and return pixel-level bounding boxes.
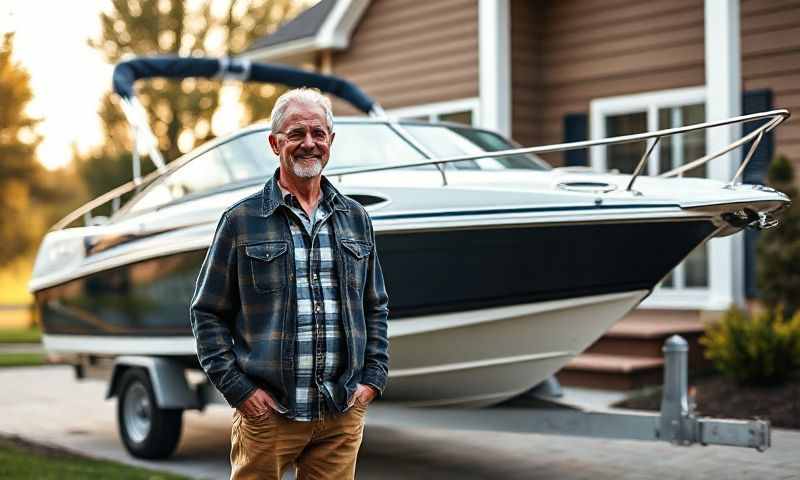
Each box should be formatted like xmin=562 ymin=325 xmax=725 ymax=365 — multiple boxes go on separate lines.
xmin=237 ymin=389 xmax=280 ymax=417
xmin=351 ymin=383 xmax=378 ymax=407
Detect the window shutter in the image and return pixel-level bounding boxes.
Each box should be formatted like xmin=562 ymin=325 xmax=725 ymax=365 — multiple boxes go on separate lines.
xmin=742 ymin=90 xmax=774 ymax=183
xmin=742 ymin=89 xmax=773 ymax=299
xmin=563 ymin=113 xmax=588 ymax=167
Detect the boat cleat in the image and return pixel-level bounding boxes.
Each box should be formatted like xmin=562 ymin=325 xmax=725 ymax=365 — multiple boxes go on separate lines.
xmin=721 ymin=207 xmax=784 ymax=231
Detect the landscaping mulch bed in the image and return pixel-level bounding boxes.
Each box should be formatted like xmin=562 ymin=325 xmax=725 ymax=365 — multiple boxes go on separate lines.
xmin=613 ymin=373 xmax=800 ymax=430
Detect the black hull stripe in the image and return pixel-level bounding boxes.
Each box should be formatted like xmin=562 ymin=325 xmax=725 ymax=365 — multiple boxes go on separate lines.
xmin=36 ymin=219 xmax=716 ymax=337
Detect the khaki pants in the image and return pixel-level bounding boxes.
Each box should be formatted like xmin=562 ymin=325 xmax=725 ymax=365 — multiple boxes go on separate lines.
xmin=230 ymin=402 xmax=368 ymax=480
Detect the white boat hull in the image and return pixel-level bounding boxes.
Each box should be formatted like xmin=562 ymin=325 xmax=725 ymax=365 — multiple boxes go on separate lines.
xmin=384 ymin=290 xmax=649 ymax=407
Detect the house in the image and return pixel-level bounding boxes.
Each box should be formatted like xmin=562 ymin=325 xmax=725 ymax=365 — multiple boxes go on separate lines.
xmin=242 ymin=0 xmax=800 ymax=388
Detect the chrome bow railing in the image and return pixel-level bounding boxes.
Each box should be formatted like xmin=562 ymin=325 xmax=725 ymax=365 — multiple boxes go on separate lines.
xmin=342 ymin=109 xmax=789 ymax=192
xmin=52 ymin=109 xmax=789 ymax=231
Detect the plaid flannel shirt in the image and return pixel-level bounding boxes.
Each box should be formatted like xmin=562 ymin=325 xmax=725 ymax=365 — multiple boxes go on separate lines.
xmin=281 ymin=187 xmax=345 ymax=421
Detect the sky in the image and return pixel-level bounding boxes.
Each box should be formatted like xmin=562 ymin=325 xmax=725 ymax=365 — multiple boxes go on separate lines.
xmin=0 ymin=0 xmax=291 ymax=171
xmin=0 ymin=1 xmax=112 ymax=170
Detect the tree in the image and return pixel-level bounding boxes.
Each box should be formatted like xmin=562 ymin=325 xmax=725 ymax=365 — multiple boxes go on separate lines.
xmin=756 ymin=155 xmax=800 ymax=316
xmin=77 ymin=0 xmax=299 ymax=198
xmin=222 ymin=0 xmax=299 ymax=125
xmin=0 ymin=33 xmax=71 ymax=265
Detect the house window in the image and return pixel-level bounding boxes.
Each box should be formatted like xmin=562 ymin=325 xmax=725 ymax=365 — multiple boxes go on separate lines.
xmin=590 ymin=87 xmax=711 ymax=303
xmin=603 ymin=104 xmax=706 ymax=178
xmin=387 ymin=98 xmax=480 ymax=127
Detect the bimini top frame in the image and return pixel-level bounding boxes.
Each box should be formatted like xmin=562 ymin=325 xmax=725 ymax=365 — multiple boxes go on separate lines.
xmin=113 ymin=55 xmax=385 ymax=185
xmin=51 ymin=55 xmax=790 ymax=230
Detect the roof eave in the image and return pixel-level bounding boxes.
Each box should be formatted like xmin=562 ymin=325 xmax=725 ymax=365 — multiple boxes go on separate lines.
xmin=241 ymin=0 xmax=370 ymax=64
xmin=239 ymin=37 xmax=321 ymax=62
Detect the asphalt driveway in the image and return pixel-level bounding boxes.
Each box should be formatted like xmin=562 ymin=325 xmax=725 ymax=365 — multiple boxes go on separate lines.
xmin=1 ymin=365 xmax=798 ymax=479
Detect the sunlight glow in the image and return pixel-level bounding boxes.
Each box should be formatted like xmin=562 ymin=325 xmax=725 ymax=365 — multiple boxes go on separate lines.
xmin=0 ymin=1 xmax=112 ymax=170
xmin=212 ymin=83 xmax=245 ymax=137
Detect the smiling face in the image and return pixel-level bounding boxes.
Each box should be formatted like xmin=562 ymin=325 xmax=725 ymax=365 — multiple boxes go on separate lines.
xmin=268 ymin=100 xmax=335 ymax=182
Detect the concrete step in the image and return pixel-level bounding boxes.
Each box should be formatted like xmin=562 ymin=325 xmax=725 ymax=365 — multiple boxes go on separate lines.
xmin=585 ymin=321 xmax=706 ymax=358
xmin=557 ymin=353 xmax=665 ymax=390
xmin=558 ymin=310 xmax=712 ymax=390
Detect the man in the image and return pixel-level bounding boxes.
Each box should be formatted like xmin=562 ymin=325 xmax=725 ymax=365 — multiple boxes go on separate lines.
xmin=190 ymin=87 xmax=389 ymax=480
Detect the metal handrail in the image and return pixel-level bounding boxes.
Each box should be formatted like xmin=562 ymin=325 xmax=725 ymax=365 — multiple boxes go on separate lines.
xmin=52 ymin=178 xmax=142 ymax=231
xmin=626 ymin=137 xmax=660 ymax=193
xmin=334 ymin=109 xmax=788 ymax=180
xmin=658 ymin=114 xmax=784 ymax=180
xmin=51 ymin=109 xmax=789 ymax=231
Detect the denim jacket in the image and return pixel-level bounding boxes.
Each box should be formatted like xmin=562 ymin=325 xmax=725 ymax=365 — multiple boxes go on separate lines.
xmin=189 ymin=171 xmax=390 ymax=414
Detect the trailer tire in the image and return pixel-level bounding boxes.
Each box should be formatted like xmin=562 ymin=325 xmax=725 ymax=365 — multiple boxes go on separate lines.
xmin=117 ymin=368 xmax=183 ymax=459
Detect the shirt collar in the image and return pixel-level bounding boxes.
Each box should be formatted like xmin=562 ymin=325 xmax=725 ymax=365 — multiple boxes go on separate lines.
xmin=276 ymin=168 xmax=339 ymax=208
xmin=277 ymin=178 xmax=322 ymax=208
xmin=261 ymin=167 xmax=350 ymax=217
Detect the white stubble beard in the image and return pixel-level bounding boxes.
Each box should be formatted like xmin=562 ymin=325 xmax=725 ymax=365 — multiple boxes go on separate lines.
xmin=292 ymin=157 xmax=323 ymax=178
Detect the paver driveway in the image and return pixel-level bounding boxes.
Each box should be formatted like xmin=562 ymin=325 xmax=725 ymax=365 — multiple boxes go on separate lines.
xmin=1 ymin=365 xmax=797 ymax=479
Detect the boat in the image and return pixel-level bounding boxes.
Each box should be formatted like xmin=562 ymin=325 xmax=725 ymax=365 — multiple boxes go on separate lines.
xmin=30 ymin=57 xmax=791 ymax=409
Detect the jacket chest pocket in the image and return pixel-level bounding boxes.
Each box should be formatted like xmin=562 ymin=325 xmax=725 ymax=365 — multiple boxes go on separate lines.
xmin=245 ymin=241 xmax=289 ymax=293
xmin=341 ymin=239 xmax=371 ymax=290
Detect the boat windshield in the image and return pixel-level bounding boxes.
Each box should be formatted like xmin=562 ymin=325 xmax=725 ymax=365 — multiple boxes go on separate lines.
xmin=123 ymin=121 xmax=546 ymax=215
xmin=124 ymin=123 xmax=426 ymax=214
xmin=400 ymin=123 xmax=551 ymax=171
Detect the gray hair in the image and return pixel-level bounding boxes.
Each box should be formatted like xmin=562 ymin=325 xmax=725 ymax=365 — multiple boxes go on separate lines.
xmin=270 ymin=87 xmax=334 ymax=133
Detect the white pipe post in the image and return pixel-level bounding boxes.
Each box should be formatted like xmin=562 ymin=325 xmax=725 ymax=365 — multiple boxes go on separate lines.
xmin=705 ymin=0 xmax=744 ymax=309
xmin=479 ymin=0 xmax=511 ymax=137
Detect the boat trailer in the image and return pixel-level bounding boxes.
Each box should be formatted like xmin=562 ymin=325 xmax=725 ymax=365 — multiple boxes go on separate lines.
xmin=364 ymin=335 xmax=770 ymax=451
xmin=100 ymin=335 xmax=769 ymax=459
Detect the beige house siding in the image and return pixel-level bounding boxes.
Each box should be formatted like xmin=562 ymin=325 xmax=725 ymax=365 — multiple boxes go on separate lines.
xmin=330 ymin=0 xmax=479 ymax=116
xmin=512 ymin=0 xmax=706 ymax=165
xmin=510 ymin=0 xmax=543 ymax=147
xmin=741 ymin=0 xmax=800 ymax=166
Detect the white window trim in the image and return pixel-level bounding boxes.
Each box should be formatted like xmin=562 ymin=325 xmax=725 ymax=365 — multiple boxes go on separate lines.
xmin=590 ymin=86 xmax=715 ymax=310
xmin=589 ymin=86 xmax=707 ymax=173
xmin=478 ymin=0 xmax=511 ymax=136
xmin=387 ymin=98 xmax=480 ymax=126
xmin=641 ymin=288 xmax=713 ymax=310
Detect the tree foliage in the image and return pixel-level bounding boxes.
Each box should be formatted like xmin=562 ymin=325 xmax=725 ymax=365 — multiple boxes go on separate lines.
xmin=0 ymin=33 xmax=76 ymax=265
xmin=756 ymin=155 xmax=800 ymax=316
xmin=76 ymin=0 xmax=298 ymax=198
xmin=705 ymin=153 xmax=800 ymax=386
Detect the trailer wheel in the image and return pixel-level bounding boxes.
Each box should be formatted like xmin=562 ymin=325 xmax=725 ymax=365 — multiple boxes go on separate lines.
xmin=117 ymin=368 xmax=183 ymax=459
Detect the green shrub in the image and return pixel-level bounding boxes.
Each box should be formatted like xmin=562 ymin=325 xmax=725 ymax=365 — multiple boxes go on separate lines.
xmin=700 ymin=306 xmax=800 ymax=386
xmin=757 ymin=155 xmax=800 ymax=316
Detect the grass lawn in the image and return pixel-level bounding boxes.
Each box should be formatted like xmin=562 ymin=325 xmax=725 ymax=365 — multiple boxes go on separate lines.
xmin=0 ymin=435 xmax=192 ymax=480
xmin=0 ymin=326 xmax=41 ymax=343
xmin=0 ymin=353 xmax=46 ymax=368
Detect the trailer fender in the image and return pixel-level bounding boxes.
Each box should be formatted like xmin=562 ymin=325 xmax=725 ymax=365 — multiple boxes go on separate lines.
xmin=106 ymin=356 xmax=200 ymax=409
